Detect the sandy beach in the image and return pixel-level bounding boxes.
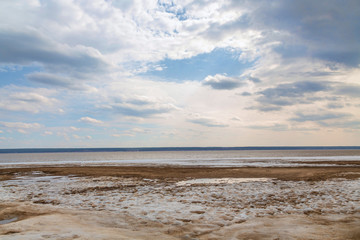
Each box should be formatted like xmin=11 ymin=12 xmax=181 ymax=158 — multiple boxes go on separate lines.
xmin=1 ymin=165 xmax=359 ymax=240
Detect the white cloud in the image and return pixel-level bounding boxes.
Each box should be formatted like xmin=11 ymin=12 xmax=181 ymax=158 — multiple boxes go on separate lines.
xmin=1 ymin=0 xmax=359 ymax=76
xmin=0 ymin=86 xmax=58 ymax=113
xmin=17 ymin=129 xmax=27 ymax=134
xmin=0 ymin=121 xmax=41 ymax=134
xmin=72 ymin=134 xmax=81 ymax=139
xmin=103 ymin=101 xmax=179 ymax=118
xmin=97 ymin=82 xmax=181 ymax=118
xmin=69 ymin=126 xmax=80 ymax=131
xmin=203 ymin=74 xmax=243 ymax=90
xmin=0 ymin=0 xmax=258 ymax=75
xmin=112 ymin=128 xmax=152 ymax=137
xmin=79 ymin=116 xmax=104 ymax=125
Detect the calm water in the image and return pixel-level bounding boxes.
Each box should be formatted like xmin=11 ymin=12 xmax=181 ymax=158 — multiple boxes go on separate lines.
xmin=0 ymin=149 xmax=359 ymax=168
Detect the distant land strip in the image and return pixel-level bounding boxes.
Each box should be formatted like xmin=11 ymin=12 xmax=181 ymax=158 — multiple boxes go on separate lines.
xmin=1 ymin=146 xmax=360 ymax=154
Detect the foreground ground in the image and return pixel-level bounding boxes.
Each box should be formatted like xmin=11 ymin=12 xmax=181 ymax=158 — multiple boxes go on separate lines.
xmin=0 ymin=166 xmax=359 ymax=239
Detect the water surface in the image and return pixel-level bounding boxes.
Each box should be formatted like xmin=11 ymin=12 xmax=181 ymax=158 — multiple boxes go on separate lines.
xmin=0 ymin=149 xmax=359 ymax=168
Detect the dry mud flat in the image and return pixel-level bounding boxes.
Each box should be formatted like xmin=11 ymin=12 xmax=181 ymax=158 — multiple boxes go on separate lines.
xmin=0 ymin=166 xmax=360 ymax=240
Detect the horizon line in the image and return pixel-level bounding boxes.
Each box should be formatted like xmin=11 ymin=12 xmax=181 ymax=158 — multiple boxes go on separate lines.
xmin=1 ymin=146 xmax=360 ymax=153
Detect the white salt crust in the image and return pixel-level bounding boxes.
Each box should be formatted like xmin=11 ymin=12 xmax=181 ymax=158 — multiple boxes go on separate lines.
xmin=1 ymin=173 xmax=359 ymax=226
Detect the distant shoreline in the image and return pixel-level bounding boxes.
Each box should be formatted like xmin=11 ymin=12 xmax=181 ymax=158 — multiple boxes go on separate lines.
xmin=1 ymin=146 xmax=360 ymax=154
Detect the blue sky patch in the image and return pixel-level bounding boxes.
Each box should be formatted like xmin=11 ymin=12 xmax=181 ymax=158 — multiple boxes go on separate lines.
xmin=0 ymin=65 xmax=43 ymax=87
xmin=144 ymin=48 xmax=254 ymax=81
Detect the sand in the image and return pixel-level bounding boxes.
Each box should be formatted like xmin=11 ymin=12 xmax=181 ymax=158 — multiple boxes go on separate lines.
xmin=1 ymin=166 xmax=359 ymax=239
xmin=1 ymin=165 xmax=360 ymax=180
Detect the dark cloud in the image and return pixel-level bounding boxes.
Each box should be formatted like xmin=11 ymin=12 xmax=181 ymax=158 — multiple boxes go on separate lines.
xmin=246 ymin=105 xmax=282 ymax=112
xmin=253 ymin=105 xmax=282 ymax=112
xmin=188 ymin=117 xmax=228 ymax=127
xmin=318 ymin=120 xmax=360 ymax=129
xmin=303 ymin=71 xmax=338 ymax=77
xmin=248 ymin=123 xmax=324 ymax=132
xmin=247 ymin=76 xmax=261 ymax=83
xmin=204 ymin=80 xmax=241 ymax=90
xmin=274 ymin=44 xmax=308 ymax=59
xmin=327 ymin=103 xmax=344 ymax=109
xmin=250 ymin=81 xmax=359 ymax=114
xmin=27 ymin=72 xmax=92 ymax=91
xmin=290 ymin=112 xmax=351 ymax=122
xmin=230 ymin=0 xmax=360 ymax=66
xmin=279 ymin=0 xmax=360 ymax=66
xmin=248 ymin=124 xmax=288 ymax=131
xmin=102 ymin=96 xmax=178 ymax=118
xmin=253 ymin=81 xmax=330 ymax=111
xmin=110 ymin=104 xmax=176 ymax=117
xmin=315 ymin=51 xmax=360 ymax=67
xmin=260 ymin=81 xmax=329 ymax=98
xmin=240 ymin=91 xmax=252 ymax=96
xmin=0 ymin=29 xmax=108 ymax=73
xmin=335 ymin=85 xmax=360 ymax=98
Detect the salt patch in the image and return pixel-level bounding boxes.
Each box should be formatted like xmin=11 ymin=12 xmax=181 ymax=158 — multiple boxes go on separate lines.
xmin=176 ymin=178 xmax=271 ymax=186
xmin=0 ymin=217 xmax=18 ymax=225
xmin=1 ymin=175 xmax=359 ymax=227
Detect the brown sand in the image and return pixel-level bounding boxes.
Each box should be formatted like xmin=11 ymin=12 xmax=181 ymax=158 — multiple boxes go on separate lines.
xmin=1 ymin=165 xmax=360 ymax=181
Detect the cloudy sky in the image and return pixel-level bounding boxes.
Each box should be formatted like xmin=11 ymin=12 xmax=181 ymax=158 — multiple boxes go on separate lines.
xmin=0 ymin=0 xmax=360 ymax=148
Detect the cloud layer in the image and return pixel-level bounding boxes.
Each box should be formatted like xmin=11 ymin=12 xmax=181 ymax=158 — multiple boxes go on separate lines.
xmin=0 ymin=0 xmax=359 ymax=147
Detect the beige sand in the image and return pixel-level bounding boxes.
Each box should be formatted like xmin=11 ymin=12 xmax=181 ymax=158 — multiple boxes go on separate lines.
xmin=1 ymin=202 xmax=359 ymax=240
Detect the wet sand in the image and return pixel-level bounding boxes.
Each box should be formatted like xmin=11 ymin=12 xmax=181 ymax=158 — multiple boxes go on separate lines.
xmin=1 ymin=166 xmax=359 ymax=239
xmin=1 ymin=165 xmax=360 ymax=181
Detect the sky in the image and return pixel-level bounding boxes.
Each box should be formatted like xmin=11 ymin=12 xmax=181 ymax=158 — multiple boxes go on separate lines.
xmin=0 ymin=0 xmax=360 ymax=148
